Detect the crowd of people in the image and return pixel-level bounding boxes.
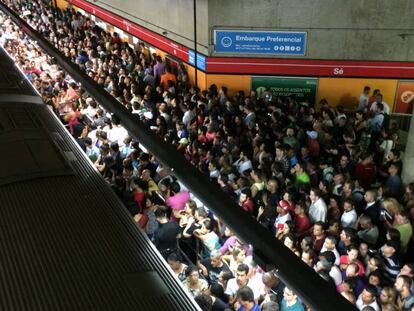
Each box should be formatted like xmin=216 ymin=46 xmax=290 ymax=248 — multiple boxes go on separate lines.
xmin=2 ymin=1 xmax=414 ymax=310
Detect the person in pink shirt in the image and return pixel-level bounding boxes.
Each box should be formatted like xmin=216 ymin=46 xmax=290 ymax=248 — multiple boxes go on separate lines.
xmin=166 ymin=181 xmax=190 ymax=221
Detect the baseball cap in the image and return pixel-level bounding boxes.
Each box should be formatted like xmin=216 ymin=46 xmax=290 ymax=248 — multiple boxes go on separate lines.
xmin=278 ymin=200 xmax=291 ymax=212
xmin=306 ymin=130 xmax=318 ymax=139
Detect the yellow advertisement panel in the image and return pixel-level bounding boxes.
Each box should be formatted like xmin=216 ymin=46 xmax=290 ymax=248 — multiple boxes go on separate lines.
xmin=206 ymin=75 xmax=251 ymax=97
xmin=317 ymin=78 xmax=398 ymax=111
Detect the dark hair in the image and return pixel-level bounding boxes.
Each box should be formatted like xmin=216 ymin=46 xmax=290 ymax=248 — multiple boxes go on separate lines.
xmin=320 ymin=251 xmax=336 ymax=265
xmin=154 ymin=207 xmax=168 ymax=218
xmin=311 ymin=188 xmax=322 ymax=198
xmin=325 ymin=235 xmax=338 ymax=245
xmin=236 ymin=286 xmax=254 ymax=303
xmin=368 ymin=270 xmax=382 ymax=284
xmin=185 ymin=265 xmax=199 ymax=278
xmin=364 ymin=284 xmax=377 ymax=298
xmin=261 ymin=301 xmax=280 ymax=311
xmin=166 ymin=252 xmax=182 ymax=262
xmin=237 ymin=263 xmax=249 ymax=275
xmin=209 ymin=283 xmax=226 ymax=302
xmin=314 ymin=221 xmax=326 ymax=230
xmin=194 ymin=294 xmax=212 ymax=311
xmin=241 ymin=188 xmax=252 ymax=198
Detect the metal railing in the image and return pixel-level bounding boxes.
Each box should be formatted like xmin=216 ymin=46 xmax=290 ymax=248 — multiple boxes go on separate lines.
xmin=0 ymin=2 xmax=357 ymax=310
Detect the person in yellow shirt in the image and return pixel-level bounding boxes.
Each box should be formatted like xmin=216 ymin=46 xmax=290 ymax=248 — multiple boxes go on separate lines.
xmin=141 ymin=169 xmax=158 ymax=195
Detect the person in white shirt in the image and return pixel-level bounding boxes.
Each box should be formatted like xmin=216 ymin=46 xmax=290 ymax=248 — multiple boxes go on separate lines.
xmin=356 ymin=285 xmax=380 ymax=311
xmin=341 ymin=199 xmax=358 ymax=229
xmin=108 ymin=115 xmax=128 ymax=147
xmin=81 ymin=97 xmax=98 ymax=118
xmin=358 ymin=86 xmax=371 ymax=111
xmin=233 ymin=152 xmax=252 ymax=176
xmin=308 ymin=189 xmax=327 ymax=223
xmin=225 ymin=263 xmax=261 ymax=305
xmin=320 ymin=236 xmax=340 ymax=265
xmin=370 ymin=93 xmax=390 ymax=114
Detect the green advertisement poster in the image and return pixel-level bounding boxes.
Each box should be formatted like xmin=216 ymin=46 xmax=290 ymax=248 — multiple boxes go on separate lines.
xmin=252 ymin=76 xmax=318 ymax=106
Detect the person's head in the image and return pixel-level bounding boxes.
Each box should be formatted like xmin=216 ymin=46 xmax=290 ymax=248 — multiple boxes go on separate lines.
xmin=340 ymin=228 xmax=357 ymax=245
xmin=154 ymin=207 xmax=168 ymax=220
xmin=399 ymin=263 xmax=414 ymax=278
xmin=209 ymin=250 xmax=222 ymax=268
xmin=381 ymin=199 xmax=402 ymax=219
xmin=323 ymin=235 xmax=338 ymax=251
xmin=361 ymin=284 xmax=377 ymax=305
xmin=283 ymin=287 xmax=297 ymax=304
xmin=300 ymin=236 xmax=314 ymax=252
xmin=309 ymin=188 xmax=322 ymax=203
xmin=283 ymin=233 xmax=296 ymax=250
xmin=382 ymin=240 xmax=398 ymax=258
xmin=262 ymin=271 xmax=279 ymax=289
xmin=363 ymin=86 xmax=371 ymax=95
xmin=167 ymin=252 xmax=182 ymax=271
xmin=359 ymin=242 xmax=369 ymax=258
xmin=394 ymin=210 xmax=410 ymax=226
xmin=359 ymin=215 xmax=373 ymax=230
xmin=375 ymin=93 xmax=383 ymax=104
xmin=239 ymin=189 xmax=252 ymax=203
xmin=209 ymin=282 xmax=225 ymax=301
xmin=368 ymin=256 xmax=383 ymax=273
xmin=294 ymin=201 xmax=307 ymax=216
xmin=313 ymin=221 xmax=326 ymax=237
xmin=237 ymin=286 xmax=255 ymax=309
xmin=236 ymin=264 xmax=250 ymax=287
xmin=395 ymin=275 xmax=412 ymax=293
xmin=364 ymin=190 xmax=377 ymax=203
xmin=345 ymin=263 xmax=359 ymax=277
xmin=343 ymin=199 xmax=355 ymax=212
xmin=380 ymin=286 xmax=396 ymax=305
xmin=301 ymin=249 xmax=315 ymax=267
xmin=346 ymin=244 xmax=359 ymax=262
xmin=185 ymin=265 xmax=200 ymax=284
xmin=387 ymin=157 xmax=400 ymax=174
xmin=194 ymin=294 xmax=212 ymax=311
xmin=277 ymin=200 xmax=291 ymax=215
xmin=261 ymin=301 xmax=280 ymax=311
xmin=368 ymin=270 xmax=382 ymax=288
xmin=267 ymin=177 xmax=279 ymax=193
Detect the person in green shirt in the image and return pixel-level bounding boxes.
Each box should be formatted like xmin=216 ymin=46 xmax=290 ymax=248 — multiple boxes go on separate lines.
xmin=280 ymin=287 xmax=304 ymax=311
xmin=393 ymin=211 xmax=413 ymax=254
xmin=291 ymin=163 xmax=310 ymax=185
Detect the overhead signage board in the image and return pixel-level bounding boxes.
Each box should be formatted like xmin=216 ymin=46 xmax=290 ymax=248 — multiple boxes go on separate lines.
xmin=214 ymin=29 xmax=307 ymax=56
xmin=188 ymin=50 xmax=206 ymax=71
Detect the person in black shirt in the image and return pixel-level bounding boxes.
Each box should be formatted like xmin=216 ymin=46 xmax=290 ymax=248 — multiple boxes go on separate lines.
xmin=257 ymin=178 xmax=281 ymax=230
xmin=153 ymin=207 xmax=180 ymax=257
xmin=199 ymin=250 xmax=231 ymax=284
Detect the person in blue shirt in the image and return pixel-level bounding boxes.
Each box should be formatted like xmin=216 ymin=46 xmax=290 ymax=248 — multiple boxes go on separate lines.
xmin=236 ymin=286 xmax=261 ymax=311
xmin=280 ymin=287 xmax=304 ymax=311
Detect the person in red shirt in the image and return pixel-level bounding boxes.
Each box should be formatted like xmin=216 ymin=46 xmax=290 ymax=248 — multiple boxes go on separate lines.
xmin=355 ymin=153 xmax=377 ymax=190
xmin=239 ymin=189 xmax=255 ymax=215
xmin=339 ymin=244 xmax=365 ymax=277
xmin=310 ymin=221 xmax=326 ymax=255
xmin=294 ymin=201 xmax=311 ymax=238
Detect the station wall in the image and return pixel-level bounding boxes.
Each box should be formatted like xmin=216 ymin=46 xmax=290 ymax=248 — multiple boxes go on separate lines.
xmin=82 ymin=0 xmax=414 ymax=61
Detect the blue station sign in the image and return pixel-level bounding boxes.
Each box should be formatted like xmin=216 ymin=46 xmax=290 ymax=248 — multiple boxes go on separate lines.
xmin=214 ymin=29 xmax=307 ymax=56
xmin=188 ymin=50 xmax=206 ymax=71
